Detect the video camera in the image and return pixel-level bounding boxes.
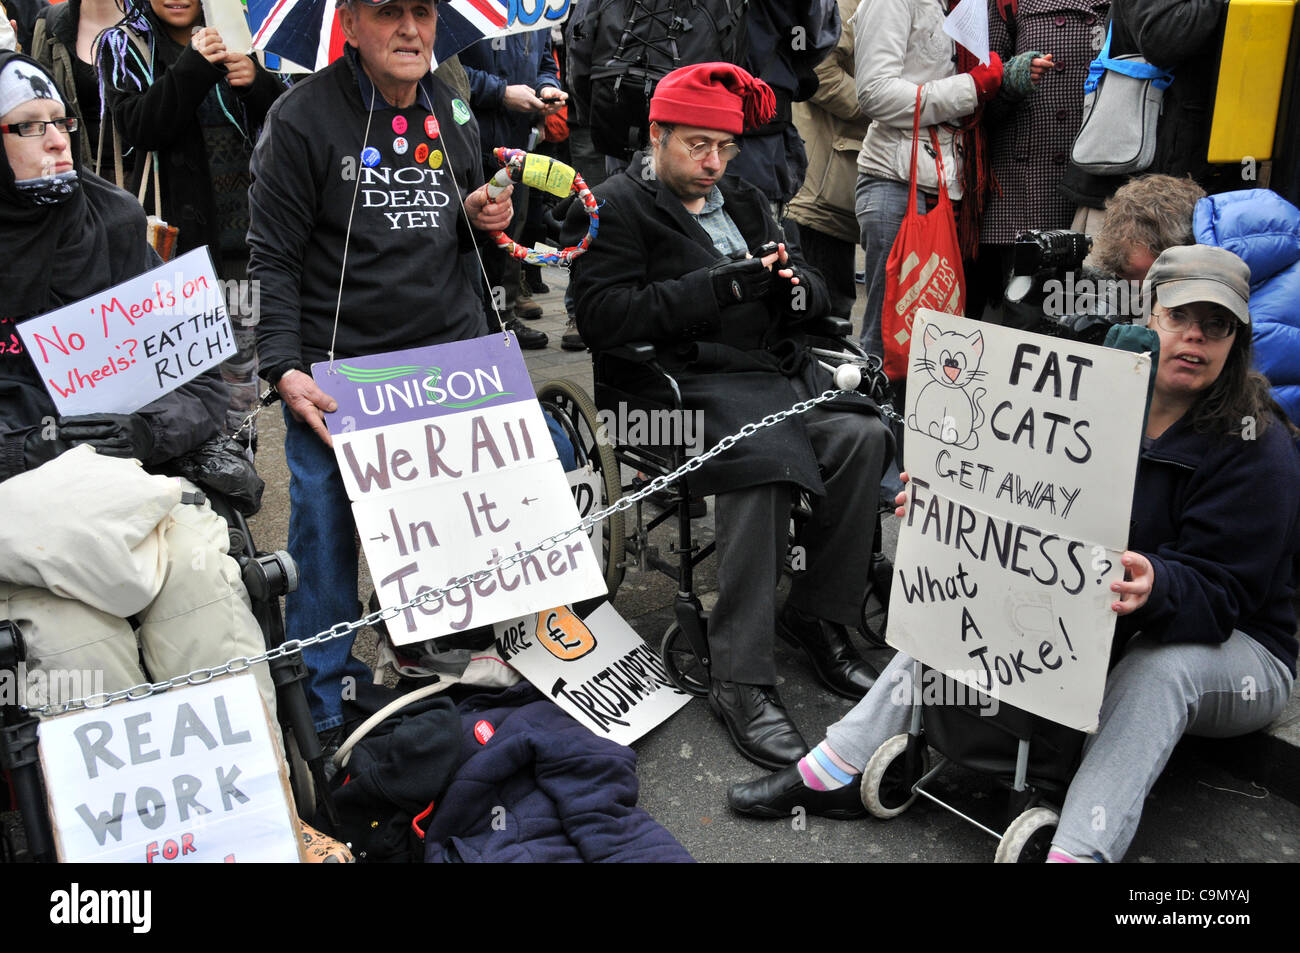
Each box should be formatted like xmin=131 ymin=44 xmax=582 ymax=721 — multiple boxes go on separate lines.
xmin=1003 ymin=229 xmax=1140 ymax=345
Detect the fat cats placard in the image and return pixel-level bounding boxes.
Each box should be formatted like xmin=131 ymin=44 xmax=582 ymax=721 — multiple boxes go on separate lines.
xmin=890 ymin=310 xmax=1150 ymax=731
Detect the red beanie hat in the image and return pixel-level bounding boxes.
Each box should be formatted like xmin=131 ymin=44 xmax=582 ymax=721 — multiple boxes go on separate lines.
xmin=649 ymin=62 xmax=776 ymax=135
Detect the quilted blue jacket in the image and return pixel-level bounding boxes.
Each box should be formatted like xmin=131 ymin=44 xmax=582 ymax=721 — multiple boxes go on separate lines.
xmin=1194 ymin=189 xmax=1300 ymax=425
xmin=423 ymin=683 xmax=693 ymax=863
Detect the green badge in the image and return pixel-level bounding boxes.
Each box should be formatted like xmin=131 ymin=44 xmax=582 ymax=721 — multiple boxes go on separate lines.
xmin=451 ymin=98 xmax=471 ymax=125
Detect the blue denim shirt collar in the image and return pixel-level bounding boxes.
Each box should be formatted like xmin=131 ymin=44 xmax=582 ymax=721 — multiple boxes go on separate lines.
xmin=696 ymin=185 xmax=725 ymax=215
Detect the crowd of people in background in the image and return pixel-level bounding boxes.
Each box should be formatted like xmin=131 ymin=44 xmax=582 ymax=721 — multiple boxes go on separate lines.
xmin=3 ymin=0 xmax=1296 ymax=399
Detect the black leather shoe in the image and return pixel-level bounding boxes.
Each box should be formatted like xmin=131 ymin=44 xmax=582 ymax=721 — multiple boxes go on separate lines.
xmin=728 ymin=763 xmax=867 ymax=820
xmin=777 ymin=605 xmax=877 ymax=699
xmin=708 ymin=680 xmax=809 ymax=770
xmin=505 ymin=315 xmax=548 ymax=349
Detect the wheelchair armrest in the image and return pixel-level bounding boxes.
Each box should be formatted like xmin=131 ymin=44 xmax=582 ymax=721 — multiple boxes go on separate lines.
xmin=603 ymin=341 xmax=658 ymax=364
xmin=803 ymin=314 xmax=854 ymax=339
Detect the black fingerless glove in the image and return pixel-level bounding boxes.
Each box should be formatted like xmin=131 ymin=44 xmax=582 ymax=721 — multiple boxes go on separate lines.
xmin=57 ymin=413 xmax=156 ymax=461
xmin=709 ymin=256 xmax=771 ymax=307
xmin=775 ymin=263 xmax=808 ymax=292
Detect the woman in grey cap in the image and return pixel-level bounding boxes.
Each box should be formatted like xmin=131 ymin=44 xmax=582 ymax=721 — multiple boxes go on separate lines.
xmin=728 ymin=243 xmax=1300 ymax=864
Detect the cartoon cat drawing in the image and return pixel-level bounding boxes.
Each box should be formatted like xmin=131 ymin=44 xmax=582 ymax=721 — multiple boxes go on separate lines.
xmin=907 ymin=324 xmax=988 ymax=450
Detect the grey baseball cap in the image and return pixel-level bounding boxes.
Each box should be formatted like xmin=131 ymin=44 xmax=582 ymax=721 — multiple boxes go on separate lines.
xmin=1145 ymin=244 xmax=1252 ymax=326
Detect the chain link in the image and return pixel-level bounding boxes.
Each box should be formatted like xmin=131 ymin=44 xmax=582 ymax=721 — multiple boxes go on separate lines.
xmin=227 ymin=387 xmax=276 ymax=443
xmin=25 ymin=386 xmax=860 ymax=717
xmin=229 ymin=405 xmax=263 ymax=442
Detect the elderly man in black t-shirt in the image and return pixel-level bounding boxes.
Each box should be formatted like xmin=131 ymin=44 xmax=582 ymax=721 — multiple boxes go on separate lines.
xmin=249 ymin=0 xmax=512 ymax=746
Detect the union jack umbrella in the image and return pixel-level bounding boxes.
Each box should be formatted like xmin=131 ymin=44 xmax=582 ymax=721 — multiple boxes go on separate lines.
xmin=250 ymin=0 xmax=571 ymax=74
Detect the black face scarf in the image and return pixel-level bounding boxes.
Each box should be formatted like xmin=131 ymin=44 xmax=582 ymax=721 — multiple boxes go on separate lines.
xmin=0 ymin=51 xmax=156 ymax=325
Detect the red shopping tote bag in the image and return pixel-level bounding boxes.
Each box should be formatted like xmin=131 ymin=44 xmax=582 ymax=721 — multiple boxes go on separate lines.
xmin=881 ymin=87 xmax=966 ymax=380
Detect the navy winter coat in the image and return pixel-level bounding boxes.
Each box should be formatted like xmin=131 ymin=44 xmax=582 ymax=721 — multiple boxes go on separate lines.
xmin=459 ymin=31 xmax=560 ymax=167
xmin=423 ymin=684 xmax=693 ymax=863
xmin=1122 ymin=413 xmax=1300 ymax=678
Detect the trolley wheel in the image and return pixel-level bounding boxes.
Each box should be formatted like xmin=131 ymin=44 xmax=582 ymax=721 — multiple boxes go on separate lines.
xmin=285 ymin=728 xmax=317 ymax=821
xmin=994 ymin=806 xmax=1060 ymax=863
xmin=536 ymin=378 xmax=626 ymax=597
xmin=660 ymin=622 xmax=710 ymax=697
xmin=860 ymin=732 xmax=927 ymax=819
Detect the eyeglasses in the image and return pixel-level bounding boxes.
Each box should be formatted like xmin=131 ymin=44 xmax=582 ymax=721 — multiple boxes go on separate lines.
xmin=1153 ymin=306 xmax=1237 ymax=341
xmin=0 ymin=117 xmax=79 ymax=138
xmin=671 ymin=132 xmax=740 ymax=162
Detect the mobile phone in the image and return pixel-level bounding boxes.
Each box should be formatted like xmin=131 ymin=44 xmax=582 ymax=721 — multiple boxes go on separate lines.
xmin=752 ymin=241 xmax=779 ymax=258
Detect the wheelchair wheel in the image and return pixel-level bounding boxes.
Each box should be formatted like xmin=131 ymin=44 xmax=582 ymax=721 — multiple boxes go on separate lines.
xmin=994 ymin=806 xmax=1060 ymax=863
xmin=660 ymin=623 xmax=710 ymax=698
xmin=536 ymin=378 xmax=626 ymax=597
xmin=860 ymin=733 xmax=928 ymax=819
xmin=285 ymin=729 xmax=317 ymax=821
xmin=860 ymin=591 xmax=888 ymax=649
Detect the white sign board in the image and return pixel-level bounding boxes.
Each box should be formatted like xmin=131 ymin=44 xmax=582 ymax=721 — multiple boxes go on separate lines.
xmin=495 ymin=602 xmax=691 ymax=745
xmin=201 ymin=0 xmax=255 ymax=53
xmin=942 ymin=0 xmax=991 ymax=65
xmin=18 ymin=248 xmax=236 ymax=416
xmin=39 ymin=674 xmax=302 ymax=863
xmin=567 ymin=466 xmax=603 ymax=545
xmin=888 ymin=310 xmax=1148 ymax=730
xmin=318 ymin=336 xmax=606 ymax=644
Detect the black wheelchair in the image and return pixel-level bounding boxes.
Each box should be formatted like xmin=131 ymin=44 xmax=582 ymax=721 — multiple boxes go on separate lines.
xmin=0 ymin=488 xmax=332 ymax=863
xmin=537 ymin=314 xmax=898 ymax=698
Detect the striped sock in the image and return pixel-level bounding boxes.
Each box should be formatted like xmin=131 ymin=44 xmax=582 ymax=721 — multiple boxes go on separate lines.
xmin=797 ymin=742 xmax=859 ymax=791
xmin=1047 ymin=847 xmax=1099 ymax=863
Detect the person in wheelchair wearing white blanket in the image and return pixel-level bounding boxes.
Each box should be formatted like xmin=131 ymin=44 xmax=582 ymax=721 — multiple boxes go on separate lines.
xmin=0 ymin=51 xmax=276 ymax=718
xmin=564 ymin=62 xmax=895 ymax=771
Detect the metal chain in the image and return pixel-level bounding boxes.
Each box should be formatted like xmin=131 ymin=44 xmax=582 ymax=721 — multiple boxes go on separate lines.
xmin=25 ymin=386 xmax=857 ymax=717
xmin=229 ymin=402 xmax=264 ymax=442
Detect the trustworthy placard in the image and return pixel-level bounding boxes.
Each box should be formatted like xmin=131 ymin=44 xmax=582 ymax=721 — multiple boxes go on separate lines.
xmin=317 ymin=335 xmax=606 ymax=644
xmin=39 ymin=673 xmax=303 ymax=863
xmin=888 ymin=310 xmax=1149 ymax=731
xmin=494 ymin=602 xmax=691 ymax=745
xmin=17 ymin=248 xmax=236 ymax=416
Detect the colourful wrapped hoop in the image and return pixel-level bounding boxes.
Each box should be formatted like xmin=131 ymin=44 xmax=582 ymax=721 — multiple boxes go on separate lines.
xmin=487 ymin=148 xmax=599 ymax=267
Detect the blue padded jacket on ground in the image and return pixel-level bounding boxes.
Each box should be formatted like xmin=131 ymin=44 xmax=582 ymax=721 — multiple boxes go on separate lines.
xmin=423 ymin=683 xmax=693 ymax=863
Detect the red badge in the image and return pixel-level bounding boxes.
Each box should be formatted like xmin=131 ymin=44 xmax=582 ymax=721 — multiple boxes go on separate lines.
xmin=415 ymin=143 xmax=429 ymax=164
xmin=425 ymin=115 xmax=440 ymax=139
xmin=392 ymin=114 xmax=408 ymax=135
xmin=473 ymin=720 xmax=495 ymax=744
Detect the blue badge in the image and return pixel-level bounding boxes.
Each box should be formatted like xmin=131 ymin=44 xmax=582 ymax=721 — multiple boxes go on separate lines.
xmin=361 ymin=146 xmax=381 ymax=168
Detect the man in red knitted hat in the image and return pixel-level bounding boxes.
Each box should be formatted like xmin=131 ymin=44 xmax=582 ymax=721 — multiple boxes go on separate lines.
xmin=564 ymin=62 xmax=895 ymax=773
